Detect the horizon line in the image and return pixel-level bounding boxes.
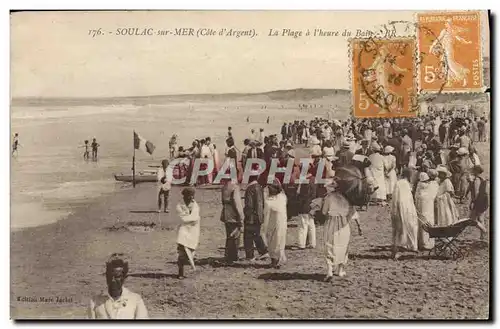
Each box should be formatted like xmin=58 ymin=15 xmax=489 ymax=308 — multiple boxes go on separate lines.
xmin=11 ymin=87 xmax=351 ymax=101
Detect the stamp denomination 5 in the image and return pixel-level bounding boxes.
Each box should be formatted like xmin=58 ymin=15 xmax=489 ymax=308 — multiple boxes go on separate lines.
xmin=417 ymin=11 xmax=483 ymax=92
xmin=351 ymin=38 xmax=417 ymax=118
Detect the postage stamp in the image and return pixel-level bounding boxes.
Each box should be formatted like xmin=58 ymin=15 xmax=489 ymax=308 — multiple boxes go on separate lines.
xmin=416 ymin=11 xmax=483 ymax=93
xmin=351 ymin=37 xmax=417 ymax=118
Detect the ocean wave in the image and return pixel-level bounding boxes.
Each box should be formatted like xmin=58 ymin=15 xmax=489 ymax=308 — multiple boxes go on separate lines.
xmin=21 ymin=179 xmax=119 ymax=201
xmin=11 ymin=104 xmax=142 ymax=120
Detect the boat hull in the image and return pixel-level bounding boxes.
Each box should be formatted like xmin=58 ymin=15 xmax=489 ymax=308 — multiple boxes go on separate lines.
xmin=114 ymin=174 xmax=157 ymax=183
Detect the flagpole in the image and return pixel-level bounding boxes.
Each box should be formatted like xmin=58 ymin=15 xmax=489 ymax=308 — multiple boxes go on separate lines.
xmin=133 ymin=131 xmax=136 ymax=188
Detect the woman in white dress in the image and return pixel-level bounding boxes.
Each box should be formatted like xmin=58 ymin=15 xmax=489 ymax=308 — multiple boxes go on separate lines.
xmin=414 ymin=172 xmax=438 ymax=250
xmin=383 ymin=145 xmax=397 ymax=199
xmin=391 ymin=168 xmax=419 ymax=260
xmin=176 ymin=187 xmax=201 ymax=279
xmin=263 ymin=179 xmax=288 ymax=269
xmin=368 ymin=143 xmax=387 ymax=204
xmin=321 ymin=180 xmax=356 ymax=280
xmin=302 ymin=125 xmax=310 ymax=147
xmin=435 ymin=166 xmax=459 ymax=226
xmin=309 ymin=136 xmax=322 ymax=158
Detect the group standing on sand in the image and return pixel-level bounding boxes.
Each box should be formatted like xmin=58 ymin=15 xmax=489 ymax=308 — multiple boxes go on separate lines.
xmin=88 ymin=103 xmax=490 ymax=319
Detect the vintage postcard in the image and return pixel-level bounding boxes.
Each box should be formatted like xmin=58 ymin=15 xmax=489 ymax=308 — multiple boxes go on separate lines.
xmin=417 ymin=11 xmax=484 ymax=93
xmin=10 ymin=10 xmax=491 ymax=320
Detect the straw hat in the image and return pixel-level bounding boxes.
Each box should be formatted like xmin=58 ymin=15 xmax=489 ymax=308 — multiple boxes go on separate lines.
xmin=450 ymin=144 xmax=460 ymax=149
xmin=436 ymin=165 xmax=452 ymax=177
xmin=310 ymin=147 xmax=322 ymax=157
xmin=371 ymin=142 xmax=382 ymax=152
xmin=285 ymin=142 xmax=293 ymax=148
xmin=384 ymin=145 xmax=394 ymax=154
xmin=323 ymin=148 xmax=338 ymax=162
xmin=428 ymin=169 xmax=438 ymax=179
xmin=457 ymin=147 xmax=469 ymax=156
xmin=419 ymin=172 xmax=430 ymax=182
xmin=342 ymin=141 xmax=351 ymax=149
xmin=323 ymin=147 xmax=335 ymax=158
xmin=311 ymin=136 xmax=321 ymax=145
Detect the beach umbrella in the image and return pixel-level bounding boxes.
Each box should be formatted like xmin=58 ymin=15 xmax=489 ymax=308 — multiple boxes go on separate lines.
xmin=334 ymin=165 xmax=371 ymax=206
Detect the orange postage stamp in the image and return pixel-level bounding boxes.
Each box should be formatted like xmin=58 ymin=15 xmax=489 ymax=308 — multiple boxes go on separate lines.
xmin=417 ymin=11 xmax=483 ymax=93
xmin=351 ymin=38 xmax=417 ymax=118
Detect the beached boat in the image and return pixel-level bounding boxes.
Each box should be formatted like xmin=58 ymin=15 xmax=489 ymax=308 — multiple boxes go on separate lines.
xmin=114 ymin=170 xmax=157 ymax=183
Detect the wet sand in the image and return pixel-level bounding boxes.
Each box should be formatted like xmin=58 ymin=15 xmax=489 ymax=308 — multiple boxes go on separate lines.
xmin=10 ymin=142 xmax=490 ymax=319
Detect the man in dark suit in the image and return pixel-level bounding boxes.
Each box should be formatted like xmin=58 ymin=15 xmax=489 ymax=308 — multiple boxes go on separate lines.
xmin=243 ymin=175 xmax=268 ymax=260
xmin=220 ymin=178 xmax=244 ymax=264
xmin=355 ymin=139 xmax=372 ymax=157
xmin=335 ymin=141 xmax=354 ymax=167
xmin=281 ymin=123 xmax=288 ymax=141
xmin=225 ymin=137 xmax=239 ymax=180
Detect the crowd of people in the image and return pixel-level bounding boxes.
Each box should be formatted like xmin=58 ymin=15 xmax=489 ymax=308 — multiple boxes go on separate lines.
xmin=90 ymin=106 xmax=490 ymax=319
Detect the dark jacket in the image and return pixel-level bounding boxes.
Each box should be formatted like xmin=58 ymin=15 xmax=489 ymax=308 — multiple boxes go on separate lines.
xmin=281 ymin=125 xmax=287 ymax=136
xmin=297 ymin=181 xmax=318 ymax=214
xmin=221 ymin=182 xmax=244 ymax=225
xmin=246 ymin=147 xmax=264 ymax=160
xmin=335 ymin=149 xmax=354 ymax=167
xmin=227 ymin=147 xmax=237 ymax=161
xmin=244 ymin=181 xmax=264 ymax=225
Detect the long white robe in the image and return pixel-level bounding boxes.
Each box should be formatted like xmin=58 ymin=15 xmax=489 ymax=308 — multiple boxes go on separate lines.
xmin=264 ymin=192 xmax=288 ymax=265
xmin=383 ymin=154 xmax=397 ymax=196
xmin=391 ymin=179 xmax=418 ymax=251
xmin=176 ymin=201 xmax=201 ymax=250
xmin=435 ymin=179 xmax=459 ymax=226
xmin=322 ymin=192 xmax=354 ymax=276
xmin=415 ymin=181 xmax=438 ymax=249
xmin=369 ymin=152 xmax=387 ymax=200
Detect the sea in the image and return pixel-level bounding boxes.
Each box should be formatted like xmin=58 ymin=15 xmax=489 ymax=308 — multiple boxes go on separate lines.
xmin=11 ymin=96 xmax=350 ymax=231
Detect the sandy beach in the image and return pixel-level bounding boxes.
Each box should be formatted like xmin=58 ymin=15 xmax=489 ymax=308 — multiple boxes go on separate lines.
xmin=11 ymin=140 xmax=490 ymax=319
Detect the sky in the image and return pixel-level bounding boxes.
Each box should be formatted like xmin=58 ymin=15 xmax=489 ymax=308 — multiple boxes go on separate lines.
xmin=10 ymin=10 xmax=489 ymax=98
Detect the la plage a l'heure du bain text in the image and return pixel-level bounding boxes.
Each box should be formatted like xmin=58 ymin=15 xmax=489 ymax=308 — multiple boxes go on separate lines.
xmin=88 ymin=27 xmax=379 ymax=39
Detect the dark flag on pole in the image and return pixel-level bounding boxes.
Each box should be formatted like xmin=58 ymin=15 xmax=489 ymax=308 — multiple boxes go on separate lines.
xmin=133 ymin=131 xmax=155 ymax=155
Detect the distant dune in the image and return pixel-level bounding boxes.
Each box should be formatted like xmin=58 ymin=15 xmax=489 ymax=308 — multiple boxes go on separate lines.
xmin=11 ymin=88 xmax=350 ymax=107
xmin=12 ymin=73 xmax=490 ymax=110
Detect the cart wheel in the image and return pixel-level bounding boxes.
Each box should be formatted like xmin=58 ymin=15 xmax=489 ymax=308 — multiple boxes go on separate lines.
xmin=431 ymin=240 xmax=445 ymax=258
xmin=457 ymin=247 xmax=470 ymax=259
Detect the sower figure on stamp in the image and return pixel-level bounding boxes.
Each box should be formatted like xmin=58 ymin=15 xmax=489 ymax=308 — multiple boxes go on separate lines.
xmin=430 ymin=18 xmax=472 ymax=88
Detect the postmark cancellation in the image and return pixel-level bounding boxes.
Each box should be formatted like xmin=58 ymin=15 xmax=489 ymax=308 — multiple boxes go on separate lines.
xmin=351 ymin=37 xmax=417 ymax=118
